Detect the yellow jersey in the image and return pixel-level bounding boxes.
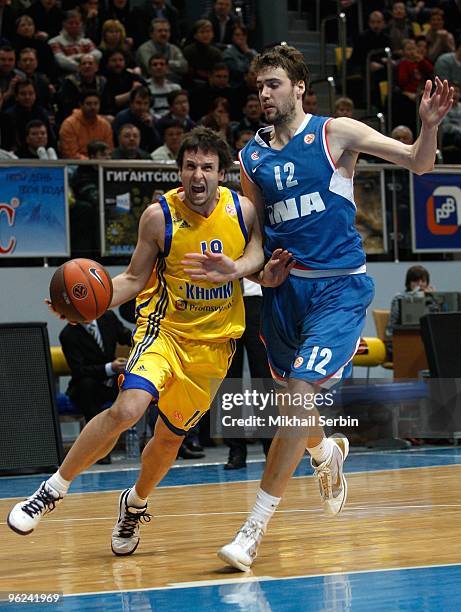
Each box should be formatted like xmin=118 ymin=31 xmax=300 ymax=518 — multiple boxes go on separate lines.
xmin=135 ymin=186 xmax=247 ymax=341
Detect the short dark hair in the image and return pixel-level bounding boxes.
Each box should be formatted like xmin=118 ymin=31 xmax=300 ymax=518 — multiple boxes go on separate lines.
xmin=79 ymin=89 xmax=100 ymax=104
xmin=25 ymin=119 xmax=46 ymax=135
xmin=14 ymin=78 xmax=35 ymax=96
xmin=211 ymin=62 xmax=229 ymax=74
xmin=234 ymin=128 xmax=254 ymax=140
xmin=129 ymin=86 xmax=151 ymax=103
xmin=117 ymin=123 xmax=140 ymax=137
xmin=192 ymin=19 xmax=212 ymax=36
xmin=150 ymin=17 xmax=170 ymax=33
xmin=251 ymin=44 xmax=310 ymax=89
xmin=405 ymin=265 xmax=430 ymax=291
xmin=0 ymin=45 xmax=15 ymax=54
xmin=149 ymin=52 xmax=167 ymax=65
xmin=161 ymin=118 xmax=185 ymax=132
xmin=167 ymin=89 xmax=188 ymax=106
xmin=231 ymin=24 xmax=247 ymax=36
xmin=176 ymin=126 xmax=233 ymax=172
xmin=64 ymin=9 xmax=81 ymax=22
xmin=87 ymin=140 xmax=110 ymax=158
xmin=245 ymin=94 xmax=259 ymax=104
xmin=104 ymin=48 xmax=127 ymax=62
xmin=19 ymin=47 xmax=38 ymax=59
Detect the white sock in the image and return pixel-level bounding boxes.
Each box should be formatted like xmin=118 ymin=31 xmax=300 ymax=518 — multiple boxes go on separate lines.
xmin=127 ymin=486 xmax=148 ymax=508
xmin=47 ymin=471 xmax=71 ymax=496
xmin=307 ymin=437 xmax=333 ymax=465
xmin=248 ymin=488 xmax=281 ymax=529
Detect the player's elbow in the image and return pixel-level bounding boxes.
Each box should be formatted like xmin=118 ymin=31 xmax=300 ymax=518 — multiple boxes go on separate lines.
xmin=410 ymin=155 xmax=435 ymax=175
xmin=413 ymin=160 xmax=434 ymax=175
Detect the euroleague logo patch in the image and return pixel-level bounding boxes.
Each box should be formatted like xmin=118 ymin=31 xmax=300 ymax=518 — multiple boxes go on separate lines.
xmin=175 ymin=299 xmax=187 ymax=311
xmin=304 ymin=133 xmax=315 ymax=145
xmin=293 ymin=356 xmax=304 ymax=369
xmin=72 ymin=283 xmax=88 ymax=300
xmin=173 ymin=411 xmax=184 ymax=422
xmin=251 ymin=151 xmax=260 ymax=160
xmin=225 ymin=203 xmax=236 ymax=216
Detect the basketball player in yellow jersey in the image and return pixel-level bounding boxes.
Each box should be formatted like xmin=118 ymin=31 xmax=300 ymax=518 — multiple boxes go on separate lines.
xmin=7 ymin=127 xmax=293 ymax=558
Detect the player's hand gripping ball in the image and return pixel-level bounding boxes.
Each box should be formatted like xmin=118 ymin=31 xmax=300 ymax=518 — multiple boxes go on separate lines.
xmin=49 ymin=258 xmax=113 ymax=323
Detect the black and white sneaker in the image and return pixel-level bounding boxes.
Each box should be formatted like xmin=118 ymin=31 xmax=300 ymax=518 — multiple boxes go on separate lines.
xmin=7 ymin=481 xmax=63 ymax=535
xmin=111 ymin=489 xmax=151 ymax=556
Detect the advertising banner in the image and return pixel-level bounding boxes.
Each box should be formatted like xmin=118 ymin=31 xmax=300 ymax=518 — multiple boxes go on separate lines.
xmin=354 ymin=167 xmax=387 ymax=254
xmin=0 ymin=166 xmax=69 ymax=257
xmin=101 ymin=164 xmax=240 ymax=255
xmin=411 ymin=173 xmax=461 ymax=252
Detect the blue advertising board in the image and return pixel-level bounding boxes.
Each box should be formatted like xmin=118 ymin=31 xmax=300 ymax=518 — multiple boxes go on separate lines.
xmin=0 ymin=166 xmax=69 ymax=257
xmin=411 ymin=172 xmax=461 ymax=252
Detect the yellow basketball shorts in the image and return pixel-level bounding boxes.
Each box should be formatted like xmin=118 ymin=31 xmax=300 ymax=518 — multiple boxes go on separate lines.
xmin=120 ymin=326 xmax=236 ymax=435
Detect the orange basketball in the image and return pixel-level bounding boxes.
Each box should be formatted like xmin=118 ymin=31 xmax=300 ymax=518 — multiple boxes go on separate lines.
xmin=49 ymin=258 xmax=113 ymax=323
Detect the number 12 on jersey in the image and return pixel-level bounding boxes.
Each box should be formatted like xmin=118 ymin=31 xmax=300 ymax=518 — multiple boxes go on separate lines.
xmin=305 ymin=346 xmax=332 ymax=375
xmin=274 ymin=162 xmax=298 ymax=191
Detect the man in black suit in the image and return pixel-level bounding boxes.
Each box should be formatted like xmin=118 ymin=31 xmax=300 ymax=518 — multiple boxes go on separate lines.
xmin=60 ymin=310 xmax=132 ymax=424
xmin=206 ymin=0 xmax=237 ymax=49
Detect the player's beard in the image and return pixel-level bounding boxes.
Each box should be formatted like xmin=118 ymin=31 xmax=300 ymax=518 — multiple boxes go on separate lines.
xmin=271 ymin=91 xmax=297 ymax=127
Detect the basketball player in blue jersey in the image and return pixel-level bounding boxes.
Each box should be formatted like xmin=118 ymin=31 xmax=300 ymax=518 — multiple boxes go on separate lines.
xmin=7 ymin=127 xmax=293 ymax=557
xmin=201 ymin=45 xmax=451 ymax=571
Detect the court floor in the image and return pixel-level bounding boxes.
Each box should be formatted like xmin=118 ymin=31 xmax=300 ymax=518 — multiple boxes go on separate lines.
xmin=1 ymin=448 xmax=461 ymax=611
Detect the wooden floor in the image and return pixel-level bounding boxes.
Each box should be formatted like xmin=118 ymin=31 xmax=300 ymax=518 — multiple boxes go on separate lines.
xmin=1 ymin=464 xmax=461 ymax=597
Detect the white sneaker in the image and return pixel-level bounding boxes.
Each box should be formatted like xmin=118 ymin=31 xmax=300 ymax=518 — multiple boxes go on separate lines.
xmin=218 ymin=518 xmax=265 ymax=571
xmin=111 ymin=489 xmax=151 ymax=556
xmin=7 ymin=481 xmax=63 ymax=535
xmin=311 ymin=434 xmax=349 ymax=516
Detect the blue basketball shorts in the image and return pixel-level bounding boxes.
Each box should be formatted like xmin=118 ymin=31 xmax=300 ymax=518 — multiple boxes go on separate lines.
xmin=260 ymin=273 xmax=375 ymax=388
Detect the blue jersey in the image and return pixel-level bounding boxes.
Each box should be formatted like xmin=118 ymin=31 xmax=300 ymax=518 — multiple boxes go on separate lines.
xmin=239 ymin=114 xmax=365 ymax=273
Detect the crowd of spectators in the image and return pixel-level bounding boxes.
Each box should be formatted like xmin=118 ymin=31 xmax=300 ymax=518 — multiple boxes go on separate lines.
xmin=0 ymin=0 xmax=459 ymax=162
xmin=0 ymin=0 xmax=263 ymax=160
xmin=343 ymin=1 xmax=460 ymax=157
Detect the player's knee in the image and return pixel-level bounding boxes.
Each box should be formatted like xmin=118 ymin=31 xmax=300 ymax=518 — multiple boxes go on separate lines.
xmin=154 ymin=421 xmax=184 ymax=450
xmin=108 ymin=398 xmax=145 ymax=428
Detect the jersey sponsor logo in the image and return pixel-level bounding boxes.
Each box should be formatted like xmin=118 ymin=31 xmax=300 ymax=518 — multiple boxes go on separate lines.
xmin=251 ymin=151 xmax=260 ymax=160
xmin=304 ymin=133 xmax=315 ymax=144
xmin=252 ymin=164 xmax=262 ymax=173
xmin=266 ymin=192 xmax=326 ymax=225
xmin=426 ymin=186 xmax=461 ymax=235
xmin=225 ymin=203 xmax=236 ymax=216
xmin=71 ymin=283 xmax=88 ymax=299
xmin=89 ymin=267 xmax=105 ymax=287
xmin=185 ymin=281 xmax=233 ymax=301
xmin=137 ymin=364 xmax=147 ymax=371
xmin=293 ymin=356 xmax=304 ymax=369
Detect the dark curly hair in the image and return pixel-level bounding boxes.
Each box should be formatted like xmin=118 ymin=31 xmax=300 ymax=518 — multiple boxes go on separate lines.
xmin=176 ymin=126 xmax=233 ymax=172
xmin=251 ymin=44 xmax=310 ymax=89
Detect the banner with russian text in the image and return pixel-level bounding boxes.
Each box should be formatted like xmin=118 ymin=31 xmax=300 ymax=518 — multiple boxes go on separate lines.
xmin=101 ymin=164 xmax=240 ymax=255
xmin=354 ymin=167 xmax=388 ymax=254
xmin=411 ymin=172 xmax=461 ymax=252
xmin=0 ymin=166 xmax=69 ymax=257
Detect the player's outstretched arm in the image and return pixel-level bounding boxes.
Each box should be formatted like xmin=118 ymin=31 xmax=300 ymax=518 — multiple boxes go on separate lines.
xmin=182 ymin=195 xmax=265 ymax=283
xmin=110 ymin=204 xmax=162 ymax=308
xmin=329 ymin=77 xmax=453 ymax=175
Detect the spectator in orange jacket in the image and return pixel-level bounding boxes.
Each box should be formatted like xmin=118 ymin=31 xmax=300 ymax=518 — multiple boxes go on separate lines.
xmin=59 ymin=90 xmax=113 ymax=158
